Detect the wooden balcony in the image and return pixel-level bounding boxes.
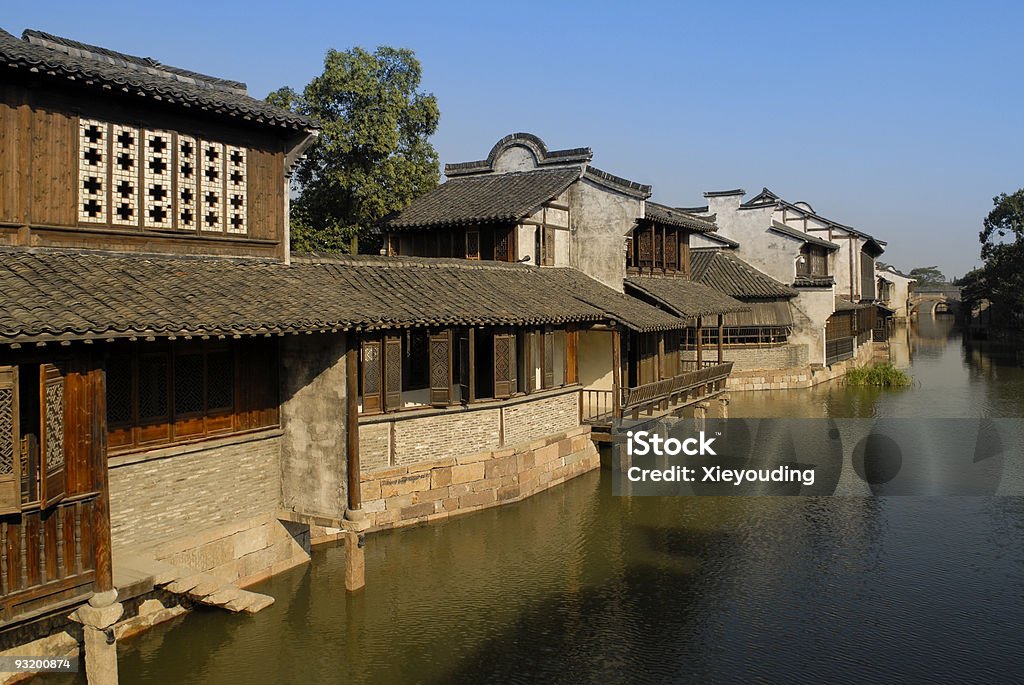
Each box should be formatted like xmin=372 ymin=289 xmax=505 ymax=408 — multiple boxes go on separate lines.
xmin=581 ymin=360 xmax=734 ymax=427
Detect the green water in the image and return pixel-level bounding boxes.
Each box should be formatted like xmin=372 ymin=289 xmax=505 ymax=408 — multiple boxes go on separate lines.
xmin=52 ymin=317 xmax=1024 ymax=683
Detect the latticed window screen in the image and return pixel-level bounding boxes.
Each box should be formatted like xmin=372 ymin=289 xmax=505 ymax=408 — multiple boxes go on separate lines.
xmin=111 ymin=124 xmax=139 ymax=226
xmin=466 ymin=231 xmax=480 ymax=260
xmin=78 ymin=120 xmax=247 ymax=234
xmin=206 ymin=350 xmax=235 ymax=411
xmin=144 ymin=130 xmax=173 ymax=229
xmin=40 ymin=364 xmax=66 ymax=507
xmin=226 ymin=146 xmax=248 ymax=234
xmin=384 ymin=337 xmax=402 ymax=410
xmin=174 ymin=354 xmax=205 ymax=415
xmin=638 ymin=229 xmax=654 ymax=269
xmin=0 ymin=367 xmax=19 ymax=514
xmin=138 ymin=355 xmax=169 ymax=420
xmin=493 ymin=333 xmax=517 ymax=398
xmin=361 ymin=340 xmax=382 ymax=413
xmin=429 ymin=332 xmax=451 ymax=406
xmin=106 ymin=357 xmax=133 ymax=425
xmin=178 ymin=135 xmax=198 ymax=229
xmin=201 ymin=142 xmax=224 ymax=232
xmin=665 ymin=232 xmax=678 ymax=270
xmin=494 ymin=227 xmax=512 ymax=262
xmin=78 ymin=119 xmax=108 ymax=223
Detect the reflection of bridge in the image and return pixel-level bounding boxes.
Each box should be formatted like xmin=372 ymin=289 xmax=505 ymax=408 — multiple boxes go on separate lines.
xmin=910 ymin=286 xmax=961 ymax=316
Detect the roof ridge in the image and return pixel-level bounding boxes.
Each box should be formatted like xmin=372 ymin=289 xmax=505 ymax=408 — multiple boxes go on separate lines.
xmin=22 ymin=29 xmax=248 ymax=93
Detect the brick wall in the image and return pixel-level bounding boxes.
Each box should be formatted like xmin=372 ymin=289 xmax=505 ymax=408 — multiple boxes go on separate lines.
xmin=503 ymin=391 xmax=579 ymax=446
xmin=682 ymin=343 xmax=809 ymax=372
xmin=726 ymin=340 xmax=882 ymax=391
xmin=358 ymin=389 xmax=581 ymax=470
xmin=108 ymin=431 xmax=282 ymax=552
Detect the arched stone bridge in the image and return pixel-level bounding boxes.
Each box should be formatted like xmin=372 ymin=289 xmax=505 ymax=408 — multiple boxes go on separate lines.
xmin=910 ymin=286 xmax=962 ymax=316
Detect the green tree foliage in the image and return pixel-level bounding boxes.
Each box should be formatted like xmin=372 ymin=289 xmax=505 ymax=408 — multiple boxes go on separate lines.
xmin=907 ymin=266 xmax=947 ymax=287
xmin=267 ymin=47 xmax=440 ymax=253
xmin=961 ymin=190 xmax=1024 ymax=324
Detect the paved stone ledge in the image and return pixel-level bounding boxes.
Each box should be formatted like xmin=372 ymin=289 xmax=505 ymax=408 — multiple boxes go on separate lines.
xmin=357 ymin=425 xmax=599 ymax=532
xmin=725 ymin=342 xmax=881 ymax=391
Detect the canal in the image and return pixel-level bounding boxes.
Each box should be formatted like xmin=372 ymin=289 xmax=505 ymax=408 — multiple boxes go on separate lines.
xmin=57 ymin=317 xmax=1024 ymax=683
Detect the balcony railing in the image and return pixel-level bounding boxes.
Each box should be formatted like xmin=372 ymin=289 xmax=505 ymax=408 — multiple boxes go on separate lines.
xmin=826 ymin=336 xmax=855 ymax=366
xmin=580 ymin=360 xmax=734 ymax=425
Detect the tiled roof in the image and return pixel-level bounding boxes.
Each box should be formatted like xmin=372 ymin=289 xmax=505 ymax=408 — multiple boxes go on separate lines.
xmin=834 ymin=296 xmax=872 ymax=312
xmin=582 ymin=166 xmax=651 ymax=199
xmin=697 ymin=233 xmax=739 ymax=249
xmin=643 ymin=202 xmax=718 ymax=232
xmin=690 ymin=250 xmax=797 ymax=299
xmin=769 ymin=221 xmax=840 ymax=250
xmin=388 ymin=168 xmax=580 ymax=229
xmin=0 ymin=249 xmax=686 ymax=344
xmin=625 ymin=276 xmax=748 ymax=319
xmin=0 ymin=28 xmax=315 ymax=131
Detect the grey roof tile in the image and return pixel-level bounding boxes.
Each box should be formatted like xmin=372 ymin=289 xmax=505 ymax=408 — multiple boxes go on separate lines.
xmin=690 ymin=250 xmax=797 ymax=299
xmin=625 ymin=276 xmax=749 ymax=319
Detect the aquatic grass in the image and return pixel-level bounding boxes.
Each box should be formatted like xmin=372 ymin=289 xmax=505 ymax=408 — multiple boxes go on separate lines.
xmin=845 ymin=363 xmax=913 ymax=388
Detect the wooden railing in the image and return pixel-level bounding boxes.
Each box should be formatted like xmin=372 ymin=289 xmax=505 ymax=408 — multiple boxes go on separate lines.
xmin=580 ymin=389 xmax=616 ymax=423
xmin=826 ymin=336 xmax=855 ymax=366
xmin=0 ymin=495 xmax=100 ymax=624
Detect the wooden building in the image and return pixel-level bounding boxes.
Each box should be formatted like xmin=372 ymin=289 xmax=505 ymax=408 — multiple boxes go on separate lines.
xmin=388 ymin=134 xmax=746 ymax=430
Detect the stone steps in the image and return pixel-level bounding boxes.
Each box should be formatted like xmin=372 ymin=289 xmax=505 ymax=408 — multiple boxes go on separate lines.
xmin=114 ymin=553 xmax=275 ymax=615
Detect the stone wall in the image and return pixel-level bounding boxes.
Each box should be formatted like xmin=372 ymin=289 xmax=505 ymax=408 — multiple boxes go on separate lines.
xmin=359 ymin=388 xmax=580 ymax=470
xmin=108 ymin=431 xmax=282 ymax=552
xmin=356 ymin=425 xmax=599 ymax=532
xmin=682 ymin=344 xmax=808 ymax=372
xmin=279 ymin=333 xmax=348 ymax=521
xmin=725 ymin=339 xmax=880 ymax=391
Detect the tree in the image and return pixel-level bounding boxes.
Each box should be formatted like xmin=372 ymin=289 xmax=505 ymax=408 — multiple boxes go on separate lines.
xmin=268 ymin=46 xmax=440 ymax=253
xmin=961 ymin=190 xmax=1024 ymax=327
xmin=907 ymin=266 xmax=946 ymax=287
xmin=981 ymin=189 xmax=1024 ymax=259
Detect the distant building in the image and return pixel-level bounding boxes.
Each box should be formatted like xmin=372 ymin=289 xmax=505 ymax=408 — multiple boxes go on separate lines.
xmin=876 ymin=266 xmax=916 ymax=320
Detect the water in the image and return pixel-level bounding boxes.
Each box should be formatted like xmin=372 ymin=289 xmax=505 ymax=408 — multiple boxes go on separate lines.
xmin=56 ymin=318 xmax=1024 ymax=683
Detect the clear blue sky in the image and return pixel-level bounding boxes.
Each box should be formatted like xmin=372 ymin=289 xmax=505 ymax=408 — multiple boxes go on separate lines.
xmin=7 ymin=0 xmax=1022 ymax=277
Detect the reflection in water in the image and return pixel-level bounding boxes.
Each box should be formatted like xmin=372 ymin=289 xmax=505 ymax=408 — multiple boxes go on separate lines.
xmin=48 ymin=322 xmax=1024 ymax=684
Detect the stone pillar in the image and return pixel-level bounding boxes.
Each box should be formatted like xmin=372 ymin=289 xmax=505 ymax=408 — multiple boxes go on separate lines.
xmin=694 ymin=401 xmax=709 ymax=431
xmin=71 ymin=590 xmax=123 ymax=685
xmin=344 ymin=531 xmax=366 ymax=592
xmin=718 ymin=395 xmax=730 ymax=419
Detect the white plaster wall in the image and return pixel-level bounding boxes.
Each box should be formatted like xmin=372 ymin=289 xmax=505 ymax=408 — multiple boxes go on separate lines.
xmin=568 ymin=177 xmax=643 ymax=292
xmin=493 ymin=145 xmax=538 ymax=173
xmin=789 ymin=288 xmax=836 ymax=366
xmin=578 ymin=330 xmax=613 ymax=390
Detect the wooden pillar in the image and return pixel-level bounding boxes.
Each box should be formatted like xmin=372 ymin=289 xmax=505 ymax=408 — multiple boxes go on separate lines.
xmin=717 ymin=314 xmax=724 ymax=364
xmin=345 ymin=333 xmax=361 ymax=512
xmin=695 ymin=316 xmax=703 ymax=365
xmin=657 ymin=333 xmax=665 ymax=380
xmin=611 ymin=328 xmax=622 ymax=421
xmin=90 ymin=362 xmax=113 ymax=594
xmin=468 ymin=328 xmax=477 ymax=401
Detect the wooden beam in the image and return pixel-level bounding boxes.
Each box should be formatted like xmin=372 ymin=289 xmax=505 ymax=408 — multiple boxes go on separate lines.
xmin=90 ymin=361 xmax=113 ymax=593
xmin=696 ymin=316 xmax=703 ymax=365
xmin=345 ymin=333 xmax=361 ymax=512
xmin=611 ymin=329 xmax=622 ymax=421
xmin=717 ymin=314 xmax=724 ymax=364
xmin=657 ymin=333 xmax=665 ymax=380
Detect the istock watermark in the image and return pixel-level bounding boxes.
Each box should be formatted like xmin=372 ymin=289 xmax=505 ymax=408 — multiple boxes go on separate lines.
xmin=611 ymin=418 xmax=1024 ymax=497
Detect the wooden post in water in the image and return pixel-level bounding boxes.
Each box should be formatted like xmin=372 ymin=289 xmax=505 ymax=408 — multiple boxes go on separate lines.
xmin=344 ymin=333 xmax=366 ymax=592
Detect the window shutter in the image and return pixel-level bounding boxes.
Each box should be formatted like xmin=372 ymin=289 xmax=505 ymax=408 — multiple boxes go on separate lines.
xmin=40 ymin=363 xmax=66 ymax=508
xmin=665 ymin=231 xmax=678 ymax=271
xmin=361 ymin=339 xmax=382 ymax=414
xmin=429 ymin=332 xmax=452 ymax=407
xmin=0 ymin=366 xmax=20 ymax=515
xmin=542 ymin=226 xmax=555 ymax=266
xmin=384 ymin=336 xmax=402 ymax=411
xmin=466 ymin=231 xmax=480 ymax=260
xmin=458 ymin=332 xmax=471 ymax=403
xmin=495 ymin=226 xmax=513 ymax=262
xmin=493 ymin=333 xmax=517 ymax=398
xmin=542 ymin=331 xmax=554 ymax=388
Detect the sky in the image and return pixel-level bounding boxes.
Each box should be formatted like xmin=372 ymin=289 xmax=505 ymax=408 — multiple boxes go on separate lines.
xmin=6 ymin=0 xmax=1023 ymax=278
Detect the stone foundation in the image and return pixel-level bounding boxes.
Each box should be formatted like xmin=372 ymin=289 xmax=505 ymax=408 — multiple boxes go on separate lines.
xmin=725 ymin=340 xmax=880 ymax=391
xmin=682 ymin=343 xmax=809 ymax=372
xmin=355 ymin=424 xmax=600 ymax=532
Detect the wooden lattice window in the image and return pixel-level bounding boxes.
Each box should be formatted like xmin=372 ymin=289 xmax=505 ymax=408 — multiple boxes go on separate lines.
xmin=542 ymin=331 xmax=554 ymax=389
xmin=429 ymin=332 xmax=452 ymax=406
xmin=665 ymin=231 xmax=678 ymax=271
xmin=495 ymin=226 xmax=514 ymax=262
xmin=466 ymin=231 xmax=480 ymax=260
xmin=361 ymin=339 xmax=382 ymax=414
xmin=493 ymin=333 xmax=517 ymax=398
xmin=638 ymin=228 xmax=654 ymax=270
xmin=384 ymin=336 xmax=402 ymax=411
xmin=542 ymin=226 xmax=555 ymax=266
xmin=40 ymin=364 xmax=66 ymax=507
xmin=0 ymin=367 xmax=20 ymax=514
